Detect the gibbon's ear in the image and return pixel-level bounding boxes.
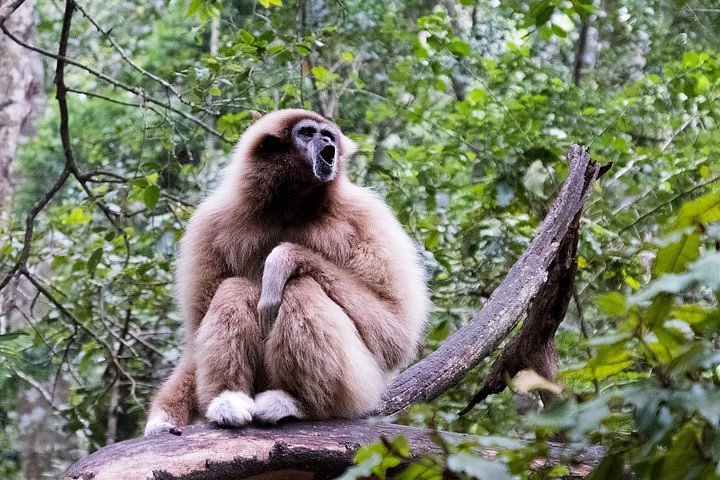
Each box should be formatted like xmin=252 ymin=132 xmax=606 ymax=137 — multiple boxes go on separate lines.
xmin=340 ymin=134 xmax=358 ymax=159
xmin=250 ymin=110 xmax=263 ymax=123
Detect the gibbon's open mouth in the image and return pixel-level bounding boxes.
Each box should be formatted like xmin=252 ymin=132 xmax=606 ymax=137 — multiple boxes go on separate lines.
xmin=319 ymin=145 xmax=335 ymax=166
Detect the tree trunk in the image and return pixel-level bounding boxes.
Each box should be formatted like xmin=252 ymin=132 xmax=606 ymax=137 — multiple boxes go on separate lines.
xmin=0 ymin=4 xmax=54 ymax=479
xmin=0 ymin=0 xmax=44 ymax=216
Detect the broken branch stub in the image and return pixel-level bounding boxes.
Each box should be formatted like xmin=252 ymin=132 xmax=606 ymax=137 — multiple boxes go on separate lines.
xmin=378 ymin=145 xmax=605 ymax=416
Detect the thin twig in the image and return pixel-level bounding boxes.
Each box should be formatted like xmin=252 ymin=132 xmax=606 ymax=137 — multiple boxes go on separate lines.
xmin=0 ymin=164 xmax=72 ymax=292
xmin=67 ymin=87 xmax=166 ymax=120
xmin=0 ymin=0 xmax=26 ymax=25
xmin=22 ymin=269 xmax=141 ymax=404
xmin=73 ymin=2 xmax=219 ymax=116
xmin=573 ymin=285 xmax=599 ymax=395
xmin=15 ymin=370 xmax=55 ymax=406
xmin=619 ymin=174 xmax=720 ymax=234
xmin=660 ymin=112 xmax=699 ymax=152
xmin=0 ymin=23 xmax=230 ymax=142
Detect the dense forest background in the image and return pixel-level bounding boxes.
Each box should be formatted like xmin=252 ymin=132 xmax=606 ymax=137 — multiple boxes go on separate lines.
xmin=0 ymin=0 xmax=719 ymax=478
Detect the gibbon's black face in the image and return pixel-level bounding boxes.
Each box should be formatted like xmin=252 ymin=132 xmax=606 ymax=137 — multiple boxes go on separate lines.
xmin=291 ymin=118 xmax=340 ymax=183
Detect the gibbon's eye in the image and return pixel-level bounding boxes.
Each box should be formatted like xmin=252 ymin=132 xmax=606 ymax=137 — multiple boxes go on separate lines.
xmin=299 ymin=126 xmax=316 ymax=138
xmin=320 ymin=130 xmax=335 ymax=142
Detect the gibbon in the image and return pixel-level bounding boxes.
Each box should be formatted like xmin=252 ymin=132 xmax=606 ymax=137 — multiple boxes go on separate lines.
xmin=145 ymin=109 xmax=429 ymax=434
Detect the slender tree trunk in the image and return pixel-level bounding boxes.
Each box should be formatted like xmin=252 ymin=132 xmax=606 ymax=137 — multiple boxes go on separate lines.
xmin=0 ymin=0 xmax=44 ymax=216
xmin=573 ymin=15 xmax=590 ymax=86
xmin=0 ymin=4 xmax=57 ymax=479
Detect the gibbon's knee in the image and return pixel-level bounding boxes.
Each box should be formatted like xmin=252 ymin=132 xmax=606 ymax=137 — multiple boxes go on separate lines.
xmin=194 ymin=277 xmax=262 ymax=411
xmin=264 ymin=277 xmax=385 ymax=418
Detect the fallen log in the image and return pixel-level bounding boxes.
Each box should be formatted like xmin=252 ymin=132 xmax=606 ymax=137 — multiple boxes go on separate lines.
xmin=63 ymin=145 xmax=608 ymax=480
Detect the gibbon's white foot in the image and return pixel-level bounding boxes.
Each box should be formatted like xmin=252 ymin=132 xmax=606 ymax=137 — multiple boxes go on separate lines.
xmin=144 ymin=410 xmax=176 ymax=435
xmin=254 ymin=389 xmax=306 ymax=424
xmin=206 ymin=391 xmax=255 ymax=427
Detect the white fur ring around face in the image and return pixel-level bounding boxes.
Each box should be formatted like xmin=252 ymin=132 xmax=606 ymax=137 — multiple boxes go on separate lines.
xmin=254 ymin=389 xmax=306 ymax=424
xmin=206 ymin=391 xmax=255 ymax=427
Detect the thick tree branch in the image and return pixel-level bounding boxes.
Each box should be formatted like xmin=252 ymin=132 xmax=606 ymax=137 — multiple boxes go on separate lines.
xmin=459 ymin=208 xmax=581 ymax=415
xmin=377 ymin=145 xmax=605 ymax=416
xmin=63 ymin=420 xmax=605 ymax=480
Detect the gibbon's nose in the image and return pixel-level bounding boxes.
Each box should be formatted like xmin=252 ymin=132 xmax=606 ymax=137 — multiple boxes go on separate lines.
xmin=319 ymin=145 xmax=335 ymax=166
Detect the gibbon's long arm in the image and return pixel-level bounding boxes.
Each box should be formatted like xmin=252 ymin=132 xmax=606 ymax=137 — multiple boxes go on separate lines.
xmin=258 ymin=242 xmax=416 ymax=371
xmin=175 ymin=215 xmax=230 ymax=333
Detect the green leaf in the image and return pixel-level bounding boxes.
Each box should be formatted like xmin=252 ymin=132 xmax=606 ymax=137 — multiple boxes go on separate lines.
xmin=448 ymin=38 xmax=471 ymax=57
xmin=64 ymin=207 xmax=91 ymax=225
xmin=532 ymin=3 xmax=554 ymax=26
xmin=696 ymin=75 xmax=710 ymax=94
xmin=653 ymin=233 xmax=701 ymax=276
xmin=447 ymin=452 xmax=513 ymax=479
xmin=672 ymin=190 xmax=720 ymax=230
xmin=0 ymin=331 xmax=29 ymax=342
xmin=673 ymin=304 xmax=712 ymax=325
xmin=645 ymin=294 xmax=673 ymax=329
xmin=588 ymin=345 xmax=635 ymax=379
xmin=238 ymin=29 xmax=254 ymax=44
xmin=311 ymin=66 xmax=339 ymax=84
xmin=597 ymin=292 xmax=628 ymax=317
xmin=144 ymin=185 xmax=161 ymax=209
xmin=87 ymin=248 xmax=103 ymax=276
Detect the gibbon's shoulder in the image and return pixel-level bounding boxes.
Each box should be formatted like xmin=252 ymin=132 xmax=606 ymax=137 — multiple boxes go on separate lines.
xmin=337 ymin=181 xmax=395 ymax=217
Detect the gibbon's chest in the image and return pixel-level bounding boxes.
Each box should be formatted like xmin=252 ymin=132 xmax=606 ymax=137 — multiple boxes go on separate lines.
xmin=221 ymin=215 xmax=359 ymax=280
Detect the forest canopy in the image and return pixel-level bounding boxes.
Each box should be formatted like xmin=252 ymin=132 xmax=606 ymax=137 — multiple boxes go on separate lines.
xmin=0 ymin=0 xmax=719 ymax=478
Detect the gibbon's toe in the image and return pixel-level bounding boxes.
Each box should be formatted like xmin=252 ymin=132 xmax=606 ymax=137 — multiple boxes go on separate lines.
xmin=144 ymin=410 xmax=177 ymax=435
xmin=144 ymin=420 xmax=175 ymax=435
xmin=254 ymin=389 xmax=306 ymax=424
xmin=206 ymin=391 xmax=255 ymax=427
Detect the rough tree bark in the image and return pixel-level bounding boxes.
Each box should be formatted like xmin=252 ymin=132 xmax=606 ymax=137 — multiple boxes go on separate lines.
xmin=64 ymin=420 xmax=606 ymax=480
xmin=63 ymin=146 xmax=607 ymax=480
xmin=460 ymin=160 xmax=611 ymax=415
xmin=377 ymin=145 xmax=602 ymax=416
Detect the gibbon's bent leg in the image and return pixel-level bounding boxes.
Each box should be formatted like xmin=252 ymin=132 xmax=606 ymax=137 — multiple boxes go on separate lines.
xmin=144 ymin=353 xmax=197 ymax=435
xmin=262 ymin=276 xmax=385 ymax=421
xmin=194 ymin=277 xmax=263 ymax=427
